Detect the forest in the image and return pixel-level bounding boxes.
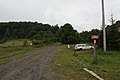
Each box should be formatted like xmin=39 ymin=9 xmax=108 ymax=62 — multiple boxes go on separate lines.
xmin=0 ymin=21 xmax=120 ymax=50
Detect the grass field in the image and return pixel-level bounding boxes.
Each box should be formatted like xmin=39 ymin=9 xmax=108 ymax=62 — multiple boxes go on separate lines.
xmin=0 ymin=39 xmax=42 ymax=64
xmin=52 ymin=45 xmax=120 ymax=80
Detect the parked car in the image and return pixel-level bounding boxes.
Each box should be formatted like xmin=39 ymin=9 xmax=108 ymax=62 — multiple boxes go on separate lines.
xmin=74 ymin=44 xmax=93 ymax=51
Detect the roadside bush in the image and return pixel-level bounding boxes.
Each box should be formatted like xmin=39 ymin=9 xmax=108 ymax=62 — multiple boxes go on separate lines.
xmin=23 ymin=40 xmax=28 ymax=47
xmin=42 ymin=38 xmax=52 ymax=44
xmin=0 ymin=38 xmax=7 ymax=44
xmin=32 ymin=39 xmax=43 ymax=47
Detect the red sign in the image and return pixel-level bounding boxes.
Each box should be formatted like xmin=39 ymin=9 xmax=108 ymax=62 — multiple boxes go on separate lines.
xmin=91 ymin=35 xmax=99 ymax=40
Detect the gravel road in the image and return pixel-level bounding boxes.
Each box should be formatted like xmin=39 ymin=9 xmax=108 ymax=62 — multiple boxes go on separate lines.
xmin=0 ymin=46 xmax=56 ymax=80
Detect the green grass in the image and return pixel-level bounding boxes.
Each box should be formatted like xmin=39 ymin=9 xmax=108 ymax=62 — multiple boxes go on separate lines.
xmin=0 ymin=39 xmax=33 ymax=47
xmin=0 ymin=39 xmax=42 ymax=64
xmin=52 ymin=45 xmax=120 ymax=80
xmin=75 ymin=50 xmax=120 ymax=80
xmin=52 ymin=45 xmax=95 ymax=80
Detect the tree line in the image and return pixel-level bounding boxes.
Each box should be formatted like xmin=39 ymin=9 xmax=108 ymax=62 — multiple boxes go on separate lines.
xmin=79 ymin=21 xmax=120 ymax=51
xmin=0 ymin=22 xmax=80 ymax=44
xmin=0 ymin=21 xmax=120 ymax=50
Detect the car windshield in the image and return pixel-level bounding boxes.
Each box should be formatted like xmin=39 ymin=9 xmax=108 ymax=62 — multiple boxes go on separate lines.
xmin=77 ymin=44 xmax=87 ymax=47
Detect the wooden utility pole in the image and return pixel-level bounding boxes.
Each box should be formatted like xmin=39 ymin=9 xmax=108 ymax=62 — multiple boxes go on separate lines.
xmin=101 ymin=0 xmax=106 ymax=52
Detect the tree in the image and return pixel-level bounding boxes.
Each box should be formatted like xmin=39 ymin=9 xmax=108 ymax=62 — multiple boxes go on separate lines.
xmin=80 ymin=31 xmax=90 ymax=42
xmin=27 ymin=29 xmax=37 ymax=38
xmin=57 ymin=23 xmax=80 ymax=44
xmin=106 ymin=21 xmax=120 ymax=50
xmin=12 ymin=29 xmax=18 ymax=38
xmin=4 ymin=28 xmax=10 ymax=38
xmin=108 ymin=13 xmax=116 ymax=25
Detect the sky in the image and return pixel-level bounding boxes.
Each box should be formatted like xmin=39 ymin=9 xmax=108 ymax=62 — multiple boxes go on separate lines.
xmin=0 ymin=0 xmax=120 ymax=32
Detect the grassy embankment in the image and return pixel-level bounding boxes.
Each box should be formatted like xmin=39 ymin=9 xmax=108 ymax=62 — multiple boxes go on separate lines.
xmin=0 ymin=39 xmax=43 ymax=64
xmin=52 ymin=44 xmax=120 ymax=80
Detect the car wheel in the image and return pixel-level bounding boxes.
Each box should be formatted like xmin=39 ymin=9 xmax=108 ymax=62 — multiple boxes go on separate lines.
xmin=79 ymin=48 xmax=82 ymax=50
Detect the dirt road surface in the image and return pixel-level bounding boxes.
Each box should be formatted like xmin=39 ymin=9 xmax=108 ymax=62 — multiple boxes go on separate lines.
xmin=0 ymin=46 xmax=56 ymax=80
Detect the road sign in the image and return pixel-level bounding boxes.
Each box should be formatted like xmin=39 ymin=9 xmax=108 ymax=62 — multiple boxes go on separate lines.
xmin=91 ymin=35 xmax=99 ymax=64
xmin=91 ymin=35 xmax=99 ymax=40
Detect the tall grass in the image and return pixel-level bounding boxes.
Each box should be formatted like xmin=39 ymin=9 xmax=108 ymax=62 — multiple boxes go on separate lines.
xmin=52 ymin=45 xmax=95 ymax=80
xmin=0 ymin=39 xmax=42 ymax=64
xmin=52 ymin=45 xmax=120 ymax=80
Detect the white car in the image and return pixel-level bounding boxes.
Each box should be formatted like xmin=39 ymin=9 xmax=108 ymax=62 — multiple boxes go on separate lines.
xmin=74 ymin=44 xmax=93 ymax=50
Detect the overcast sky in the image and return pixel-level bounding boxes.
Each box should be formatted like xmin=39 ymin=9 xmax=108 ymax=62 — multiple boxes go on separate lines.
xmin=0 ymin=0 xmax=120 ymax=32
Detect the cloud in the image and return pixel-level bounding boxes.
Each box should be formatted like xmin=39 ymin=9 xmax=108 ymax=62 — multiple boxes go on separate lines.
xmin=0 ymin=0 xmax=120 ymax=32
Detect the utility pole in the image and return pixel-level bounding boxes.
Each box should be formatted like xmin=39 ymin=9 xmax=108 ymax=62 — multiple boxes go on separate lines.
xmin=101 ymin=0 xmax=106 ymax=52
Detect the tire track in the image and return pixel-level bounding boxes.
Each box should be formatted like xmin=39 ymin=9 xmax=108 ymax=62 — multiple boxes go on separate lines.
xmin=0 ymin=46 xmax=56 ymax=80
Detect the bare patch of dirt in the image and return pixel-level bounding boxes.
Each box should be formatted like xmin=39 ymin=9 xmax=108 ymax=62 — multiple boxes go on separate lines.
xmin=0 ymin=46 xmax=56 ymax=80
